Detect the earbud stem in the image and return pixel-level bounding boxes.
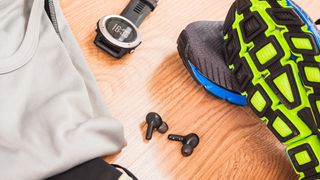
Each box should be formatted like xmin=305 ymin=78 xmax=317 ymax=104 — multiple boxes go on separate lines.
xmin=146 ymin=121 xmax=155 ymax=140
xmin=168 ymin=134 xmax=184 ymax=142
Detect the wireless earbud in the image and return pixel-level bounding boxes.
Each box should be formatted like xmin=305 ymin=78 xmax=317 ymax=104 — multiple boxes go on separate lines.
xmin=168 ymin=133 xmax=200 ymax=157
xmin=145 ymin=112 xmax=169 ymax=140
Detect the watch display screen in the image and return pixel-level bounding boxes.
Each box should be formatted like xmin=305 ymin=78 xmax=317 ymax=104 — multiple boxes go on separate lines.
xmin=105 ymin=18 xmax=137 ymax=43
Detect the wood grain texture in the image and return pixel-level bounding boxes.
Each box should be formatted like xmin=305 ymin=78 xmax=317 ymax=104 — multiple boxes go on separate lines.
xmin=60 ymin=0 xmax=320 ymax=179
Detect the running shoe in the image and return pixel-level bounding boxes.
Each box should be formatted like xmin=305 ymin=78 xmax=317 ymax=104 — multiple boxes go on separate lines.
xmin=177 ymin=21 xmax=247 ymax=106
xmin=223 ymin=0 xmax=320 ymax=179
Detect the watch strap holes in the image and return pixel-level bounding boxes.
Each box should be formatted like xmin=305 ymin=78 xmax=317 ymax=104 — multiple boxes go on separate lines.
xmin=134 ymin=2 xmax=145 ymax=14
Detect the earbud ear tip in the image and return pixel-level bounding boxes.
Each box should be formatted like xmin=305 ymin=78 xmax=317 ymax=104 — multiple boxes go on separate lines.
xmin=157 ymin=121 xmax=169 ymax=134
xmin=181 ymin=144 xmax=193 ymax=157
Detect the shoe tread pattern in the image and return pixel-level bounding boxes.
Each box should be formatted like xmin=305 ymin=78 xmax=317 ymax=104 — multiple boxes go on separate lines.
xmin=223 ymin=0 xmax=320 ymax=179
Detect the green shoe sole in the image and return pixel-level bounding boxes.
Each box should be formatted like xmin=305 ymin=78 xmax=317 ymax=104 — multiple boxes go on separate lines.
xmin=223 ymin=0 xmax=320 ymax=179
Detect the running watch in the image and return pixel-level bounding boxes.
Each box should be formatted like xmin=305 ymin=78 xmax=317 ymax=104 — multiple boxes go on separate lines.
xmin=223 ymin=0 xmax=320 ymax=179
xmin=94 ymin=0 xmax=159 ymax=58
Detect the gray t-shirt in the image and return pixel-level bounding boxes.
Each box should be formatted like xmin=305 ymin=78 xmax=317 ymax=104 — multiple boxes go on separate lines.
xmin=0 ymin=0 xmax=126 ymax=179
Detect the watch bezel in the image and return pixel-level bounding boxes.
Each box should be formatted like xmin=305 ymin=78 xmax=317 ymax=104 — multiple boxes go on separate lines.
xmin=98 ymin=15 xmax=141 ymax=49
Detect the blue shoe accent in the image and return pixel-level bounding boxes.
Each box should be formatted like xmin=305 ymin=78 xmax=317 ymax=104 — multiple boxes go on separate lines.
xmin=188 ymin=61 xmax=247 ymax=106
xmin=286 ymin=0 xmax=320 ymax=48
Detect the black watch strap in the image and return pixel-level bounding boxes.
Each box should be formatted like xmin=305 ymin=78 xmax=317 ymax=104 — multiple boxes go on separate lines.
xmin=120 ymin=0 xmax=158 ymax=27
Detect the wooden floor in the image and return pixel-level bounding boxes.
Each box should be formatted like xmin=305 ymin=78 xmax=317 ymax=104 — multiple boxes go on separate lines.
xmin=60 ymin=1 xmax=320 ymax=179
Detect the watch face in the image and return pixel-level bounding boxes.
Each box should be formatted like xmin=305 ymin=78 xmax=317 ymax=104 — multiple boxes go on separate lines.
xmin=105 ymin=17 xmax=137 ymax=43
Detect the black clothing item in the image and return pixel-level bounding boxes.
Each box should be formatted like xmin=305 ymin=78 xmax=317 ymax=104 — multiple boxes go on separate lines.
xmin=47 ymin=158 xmax=138 ymax=180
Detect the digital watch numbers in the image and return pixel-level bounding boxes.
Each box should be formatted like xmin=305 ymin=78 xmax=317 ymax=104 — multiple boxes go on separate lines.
xmin=105 ymin=18 xmax=136 ymax=43
xmin=111 ymin=23 xmax=132 ymax=40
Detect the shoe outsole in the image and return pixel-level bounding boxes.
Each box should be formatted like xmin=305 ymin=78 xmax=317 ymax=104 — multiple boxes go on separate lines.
xmin=223 ymin=0 xmax=320 ymax=179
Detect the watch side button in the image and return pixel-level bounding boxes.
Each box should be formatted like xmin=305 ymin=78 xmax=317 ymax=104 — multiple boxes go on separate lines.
xmin=129 ymin=49 xmax=135 ymax=54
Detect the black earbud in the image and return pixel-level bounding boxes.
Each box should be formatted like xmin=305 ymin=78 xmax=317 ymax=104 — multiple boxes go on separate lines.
xmin=168 ymin=133 xmax=200 ymax=157
xmin=145 ymin=112 xmax=169 ymax=140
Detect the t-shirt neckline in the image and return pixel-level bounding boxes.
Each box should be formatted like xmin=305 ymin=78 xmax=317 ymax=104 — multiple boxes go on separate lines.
xmin=0 ymin=0 xmax=43 ymax=74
